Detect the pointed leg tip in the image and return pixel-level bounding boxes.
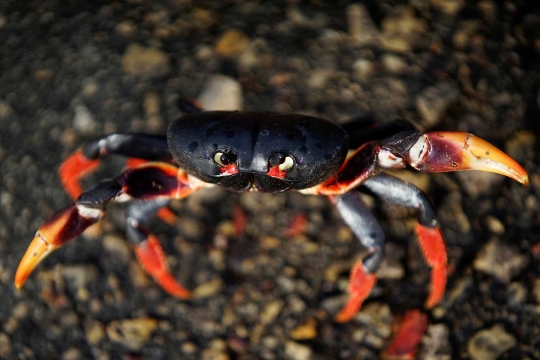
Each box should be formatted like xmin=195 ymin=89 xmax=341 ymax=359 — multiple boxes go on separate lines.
xmin=335 ymin=309 xmax=354 ymax=323
xmin=15 ymin=234 xmax=54 ymax=290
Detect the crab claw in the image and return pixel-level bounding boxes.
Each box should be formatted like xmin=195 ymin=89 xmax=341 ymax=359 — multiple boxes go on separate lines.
xmin=15 ymin=204 xmax=101 ymax=289
xmin=409 ymin=132 xmax=529 ymax=185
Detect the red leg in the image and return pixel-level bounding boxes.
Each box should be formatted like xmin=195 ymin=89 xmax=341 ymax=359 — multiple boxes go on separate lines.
xmin=134 ymin=234 xmax=190 ymax=299
xmin=382 ymin=309 xmax=428 ymax=359
xmin=331 ymin=192 xmax=385 ymax=322
xmin=416 ymin=225 xmax=447 ymax=308
xmin=59 ymin=150 xmax=100 ymax=199
xmin=335 ymin=260 xmax=377 ymax=323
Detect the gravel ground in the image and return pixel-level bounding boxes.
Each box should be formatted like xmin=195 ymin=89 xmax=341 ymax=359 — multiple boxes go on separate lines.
xmin=0 ymin=1 xmax=539 ymax=359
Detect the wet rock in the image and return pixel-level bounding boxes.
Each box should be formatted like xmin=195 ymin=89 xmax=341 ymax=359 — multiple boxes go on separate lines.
xmin=378 ymin=242 xmax=405 ymax=280
xmin=352 ymin=59 xmax=375 ymax=82
xmin=250 ymin=300 xmax=284 ymax=344
xmin=121 ymin=44 xmax=171 ymax=78
xmin=215 ymin=29 xmax=250 ymax=58
xmin=347 ymin=4 xmax=378 ymax=46
xmin=286 ymin=6 xmax=327 ymax=30
xmin=198 ymin=75 xmax=243 ymax=111
xmin=191 ymin=7 xmax=218 ymax=31
xmin=192 ymin=278 xmax=224 ymax=299
xmin=418 ymin=324 xmax=451 ymax=360
xmin=453 ymin=20 xmax=480 ymax=49
xmin=0 ymin=100 xmax=12 ymax=120
xmin=382 ymin=54 xmax=408 ymax=74
xmin=106 ymin=318 xmax=159 ymax=350
xmin=484 ymin=215 xmax=505 ymax=235
xmin=72 ymin=101 xmax=98 ymax=135
xmin=59 ymin=264 xmax=99 ymax=293
xmin=473 ymin=238 xmax=529 ymax=283
xmin=201 ymin=339 xmax=229 ymax=360
xmin=505 ymin=130 xmax=535 ymax=164
xmin=457 ymin=170 xmax=508 ymax=197
xmin=115 ymin=20 xmax=137 ymax=37
xmin=84 ymin=319 xmax=105 ymax=345
xmin=431 ymin=0 xmax=465 ymax=15
xmin=103 ymin=234 xmax=131 ymax=263
xmin=0 ymin=333 xmax=11 ymax=358
xmin=61 ymin=347 xmax=81 ymax=360
xmin=307 ymin=69 xmax=332 ymax=90
xmin=506 ymin=282 xmax=528 ymax=307
xmin=415 ymin=82 xmax=460 ymax=128
xmin=290 ymin=317 xmax=317 ymax=340
xmin=467 ymin=324 xmax=516 ymax=360
xmin=285 ymin=341 xmax=312 ymax=360
xmin=533 ymin=278 xmax=540 ymax=304
xmin=353 ymin=303 xmax=393 ymax=349
xmin=380 ymin=6 xmax=428 ymax=53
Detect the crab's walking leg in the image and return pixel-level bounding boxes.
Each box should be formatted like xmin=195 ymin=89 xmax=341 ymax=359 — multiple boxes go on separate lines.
xmin=15 ymin=163 xmax=204 ymax=298
xmin=330 ymin=192 xmax=384 ymax=323
xmin=127 ymin=199 xmax=190 ymax=298
xmin=362 ymin=173 xmax=446 ymax=308
xmin=60 ymin=134 xmax=171 ymax=199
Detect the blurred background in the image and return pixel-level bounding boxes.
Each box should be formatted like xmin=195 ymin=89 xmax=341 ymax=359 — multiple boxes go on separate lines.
xmin=0 ymin=1 xmax=538 ymax=359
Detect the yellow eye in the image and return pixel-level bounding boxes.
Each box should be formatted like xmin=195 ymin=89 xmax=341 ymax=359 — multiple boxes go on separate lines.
xmin=269 ymin=152 xmax=294 ymax=171
xmin=213 ymin=151 xmax=238 ymax=167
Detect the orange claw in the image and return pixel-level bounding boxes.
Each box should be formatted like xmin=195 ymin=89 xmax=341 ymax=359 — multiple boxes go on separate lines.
xmin=59 ymin=150 xmax=100 ymax=199
xmin=15 ymin=233 xmax=55 ymax=289
xmin=15 ymin=204 xmax=100 ymax=289
xmin=416 ymin=132 xmax=529 ymax=185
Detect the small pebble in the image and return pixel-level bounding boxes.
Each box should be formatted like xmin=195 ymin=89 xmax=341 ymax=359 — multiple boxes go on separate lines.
xmin=418 ymin=324 xmax=451 ymax=360
xmin=121 ymin=44 xmax=171 ymax=78
xmin=61 ymin=347 xmax=81 ymax=360
xmin=467 ymin=324 xmax=516 ymax=360
xmin=473 ymin=238 xmax=529 ymax=283
xmin=192 ymin=278 xmax=225 ymax=299
xmin=215 ymin=29 xmax=250 ymax=58
xmin=198 ymin=75 xmax=243 ymax=111
xmin=106 ymin=318 xmax=159 ymax=350
xmin=0 ymin=333 xmax=12 ymax=358
xmin=352 ymin=59 xmax=375 ymax=82
xmin=415 ymin=82 xmax=460 ymax=128
xmin=285 ymin=341 xmax=312 ymax=360
xmin=484 ymin=215 xmax=505 ymax=235
xmin=72 ymin=102 xmax=98 ymax=135
xmin=290 ymin=317 xmax=317 ymax=340
xmin=347 ymin=4 xmax=378 ymax=46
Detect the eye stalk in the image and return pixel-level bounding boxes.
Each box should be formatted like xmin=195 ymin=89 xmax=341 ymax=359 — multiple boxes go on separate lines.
xmin=213 ymin=150 xmax=239 ymax=175
xmin=213 ymin=150 xmax=238 ymax=167
xmin=267 ymin=152 xmax=295 ymax=178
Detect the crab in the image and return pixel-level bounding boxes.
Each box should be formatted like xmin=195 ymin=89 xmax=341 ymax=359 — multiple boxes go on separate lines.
xmin=15 ymin=110 xmax=528 ymax=322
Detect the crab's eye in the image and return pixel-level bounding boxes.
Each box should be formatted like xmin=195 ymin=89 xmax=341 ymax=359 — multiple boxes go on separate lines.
xmin=213 ymin=150 xmax=238 ymax=167
xmin=269 ymin=152 xmax=295 ymax=171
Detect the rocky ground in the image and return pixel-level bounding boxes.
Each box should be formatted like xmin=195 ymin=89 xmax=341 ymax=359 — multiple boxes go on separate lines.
xmin=0 ymin=1 xmax=539 ymax=359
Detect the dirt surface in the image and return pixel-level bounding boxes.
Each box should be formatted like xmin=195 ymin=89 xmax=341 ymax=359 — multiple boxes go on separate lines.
xmin=0 ymin=1 xmax=539 ymax=359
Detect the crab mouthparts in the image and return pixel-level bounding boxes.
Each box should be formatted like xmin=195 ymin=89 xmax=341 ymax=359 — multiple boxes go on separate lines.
xmin=217 ymin=172 xmax=291 ymax=193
